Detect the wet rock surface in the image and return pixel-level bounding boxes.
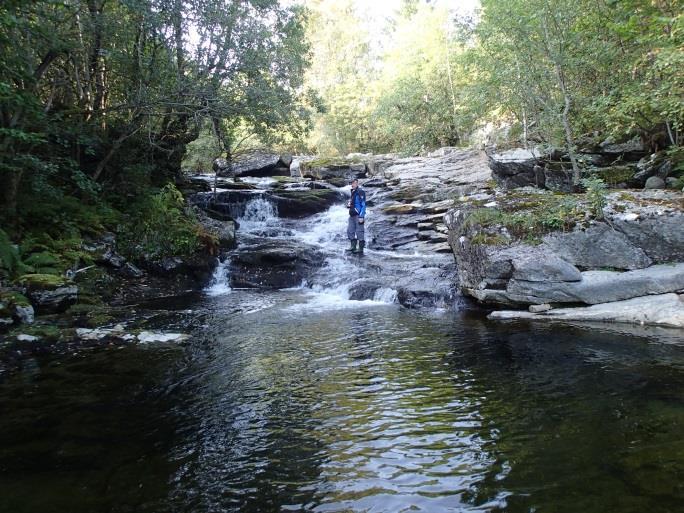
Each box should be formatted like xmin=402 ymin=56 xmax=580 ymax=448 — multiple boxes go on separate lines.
xmin=230 ymin=240 xmax=324 ymax=289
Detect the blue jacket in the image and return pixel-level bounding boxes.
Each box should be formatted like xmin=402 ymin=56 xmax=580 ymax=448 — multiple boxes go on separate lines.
xmin=349 ymin=187 xmax=366 ymax=218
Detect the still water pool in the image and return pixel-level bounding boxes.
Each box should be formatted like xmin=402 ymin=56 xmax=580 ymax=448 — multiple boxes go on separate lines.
xmin=1 ymin=290 xmax=684 ymax=512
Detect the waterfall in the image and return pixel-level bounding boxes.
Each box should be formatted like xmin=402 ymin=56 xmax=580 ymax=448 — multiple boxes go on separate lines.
xmin=238 ymin=198 xmax=278 ymax=226
xmin=373 ymin=287 xmax=398 ymax=303
xmin=205 ymin=258 xmax=232 ymax=296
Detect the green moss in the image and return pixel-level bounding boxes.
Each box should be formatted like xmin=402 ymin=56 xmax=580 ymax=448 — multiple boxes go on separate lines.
xmin=23 ymin=251 xmax=59 ymax=268
xmin=0 ymin=291 xmax=31 ymax=307
xmin=595 ymin=165 xmax=635 ymax=186
xmin=66 ymin=303 xmax=99 ymax=315
xmin=463 ymin=193 xmax=584 ymax=242
xmin=471 ymin=233 xmax=508 ymax=246
xmin=0 ymin=229 xmax=31 ymax=278
xmin=86 ymin=312 xmax=114 ymax=327
xmin=464 ymin=208 xmax=505 ymax=228
xmin=10 ymin=324 xmax=66 ymax=342
xmin=18 ymin=273 xmax=67 ymax=289
xmin=617 ymin=192 xmax=637 ymax=202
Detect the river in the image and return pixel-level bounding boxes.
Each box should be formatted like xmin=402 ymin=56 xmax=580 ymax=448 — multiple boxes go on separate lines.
xmin=1 ymin=194 xmax=684 ymax=512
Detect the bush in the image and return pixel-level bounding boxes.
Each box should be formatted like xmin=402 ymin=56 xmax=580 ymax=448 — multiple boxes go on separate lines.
xmin=0 ymin=229 xmax=30 ymax=279
xmin=581 ymin=177 xmax=607 ymax=219
xmin=118 ymin=184 xmax=202 ymax=261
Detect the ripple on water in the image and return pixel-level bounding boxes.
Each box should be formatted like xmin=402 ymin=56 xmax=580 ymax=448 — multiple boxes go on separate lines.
xmin=4 ymin=300 xmax=684 ymax=512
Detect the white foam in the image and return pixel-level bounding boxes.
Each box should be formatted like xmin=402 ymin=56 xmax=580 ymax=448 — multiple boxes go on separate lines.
xmin=283 ymin=290 xmax=396 ymax=313
xmin=205 ymin=258 xmax=232 ymax=296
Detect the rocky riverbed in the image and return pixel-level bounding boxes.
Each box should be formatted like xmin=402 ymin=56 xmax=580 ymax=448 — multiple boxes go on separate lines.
xmin=2 ymin=145 xmax=683 ymax=352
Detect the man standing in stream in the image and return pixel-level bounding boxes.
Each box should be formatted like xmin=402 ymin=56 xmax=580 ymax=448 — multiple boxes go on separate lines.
xmin=347 ymin=178 xmax=367 ymax=254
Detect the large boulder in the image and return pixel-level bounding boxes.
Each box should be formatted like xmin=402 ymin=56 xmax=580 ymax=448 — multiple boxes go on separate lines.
xmin=644 ymin=176 xmax=666 ymax=189
xmin=230 ymin=240 xmax=324 ymax=289
xmin=269 ymin=189 xmax=343 ymax=218
xmin=0 ymin=291 xmax=34 ymax=326
xmin=197 ymin=210 xmax=237 ymax=249
xmin=300 ymin=157 xmax=367 ymax=183
xmin=598 ymin=136 xmax=646 ymax=160
xmin=445 ymin=196 xmax=684 ymax=307
xmin=608 ymin=209 xmax=684 ymax=264
xmin=542 ymin=224 xmax=652 ymax=270
xmin=19 ymin=274 xmax=78 ymax=314
xmin=214 ymin=151 xmax=292 ymax=178
xmin=488 ymin=148 xmax=545 ymax=189
xmin=511 ymin=253 xmax=581 ymax=282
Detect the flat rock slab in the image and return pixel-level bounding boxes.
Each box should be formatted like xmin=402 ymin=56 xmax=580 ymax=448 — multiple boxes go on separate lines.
xmin=512 ymin=253 xmax=581 ymax=282
xmin=543 ymin=223 xmax=652 ymax=270
xmin=489 ymin=293 xmax=684 ymax=328
xmin=383 ymin=203 xmax=421 ymax=215
xmin=508 ymin=262 xmax=684 ymax=304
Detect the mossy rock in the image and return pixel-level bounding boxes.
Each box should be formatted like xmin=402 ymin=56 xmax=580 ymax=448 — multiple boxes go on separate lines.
xmin=595 ymin=165 xmax=636 ymax=187
xmin=66 ymin=303 xmax=114 ymax=327
xmin=271 ymin=189 xmax=342 ymax=218
xmin=23 ymin=251 xmax=60 ymax=268
xmin=0 ymin=291 xmax=31 ymax=308
xmin=326 ymin=177 xmax=349 ymax=187
xmin=9 ymin=324 xmax=67 ymax=342
xmin=18 ymin=273 xmax=67 ymax=290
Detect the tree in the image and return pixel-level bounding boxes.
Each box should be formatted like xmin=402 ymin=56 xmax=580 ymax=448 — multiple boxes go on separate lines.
xmin=0 ymin=0 xmax=310 ymax=229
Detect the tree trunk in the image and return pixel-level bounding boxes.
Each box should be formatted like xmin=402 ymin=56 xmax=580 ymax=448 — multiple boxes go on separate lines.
xmin=2 ymin=168 xmax=24 ymax=220
xmin=541 ymin=14 xmax=580 ymax=184
xmin=556 ymin=63 xmax=580 ymax=184
xmin=444 ymin=27 xmax=460 ymax=143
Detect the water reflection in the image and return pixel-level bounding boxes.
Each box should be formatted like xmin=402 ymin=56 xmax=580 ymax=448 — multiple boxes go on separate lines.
xmin=2 ymin=296 xmax=684 ymax=512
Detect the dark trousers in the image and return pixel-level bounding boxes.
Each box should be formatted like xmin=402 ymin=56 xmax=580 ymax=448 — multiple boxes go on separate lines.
xmin=347 ymin=215 xmax=365 ymax=241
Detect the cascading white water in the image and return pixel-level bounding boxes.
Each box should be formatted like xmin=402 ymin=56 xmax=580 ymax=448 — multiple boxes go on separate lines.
xmin=238 ymin=197 xmax=279 ymax=231
xmin=286 ymin=205 xmax=399 ymax=308
xmin=205 ymin=258 xmax=232 ymax=296
xmin=207 ymin=197 xmax=402 ymax=308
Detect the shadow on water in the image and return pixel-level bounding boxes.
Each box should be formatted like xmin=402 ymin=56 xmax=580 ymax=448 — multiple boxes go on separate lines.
xmin=2 ymin=293 xmax=684 ymax=512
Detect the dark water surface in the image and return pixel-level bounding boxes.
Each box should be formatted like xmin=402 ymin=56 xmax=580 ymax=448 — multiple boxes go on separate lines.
xmin=2 ymin=291 xmax=684 ymax=512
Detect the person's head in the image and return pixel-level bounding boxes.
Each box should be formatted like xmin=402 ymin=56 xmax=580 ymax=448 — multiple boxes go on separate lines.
xmin=350 ymin=178 xmax=358 ymax=190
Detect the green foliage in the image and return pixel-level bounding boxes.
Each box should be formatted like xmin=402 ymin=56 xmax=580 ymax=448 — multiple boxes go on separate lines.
xmin=1 ymin=0 xmax=310 ymax=235
xmin=183 ymin=127 xmax=222 ymax=173
xmin=303 ymin=0 xmax=683 ymax=156
xmin=465 ymin=194 xmax=583 ymax=245
xmin=0 ymin=228 xmax=28 ymax=278
xmin=0 ymin=291 xmax=31 ymax=308
xmin=118 ymin=184 xmax=201 ymax=261
xmin=470 ymin=233 xmax=509 ymax=246
xmin=581 ymin=177 xmax=607 ymax=219
xmin=464 ymin=208 xmax=505 ymax=228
